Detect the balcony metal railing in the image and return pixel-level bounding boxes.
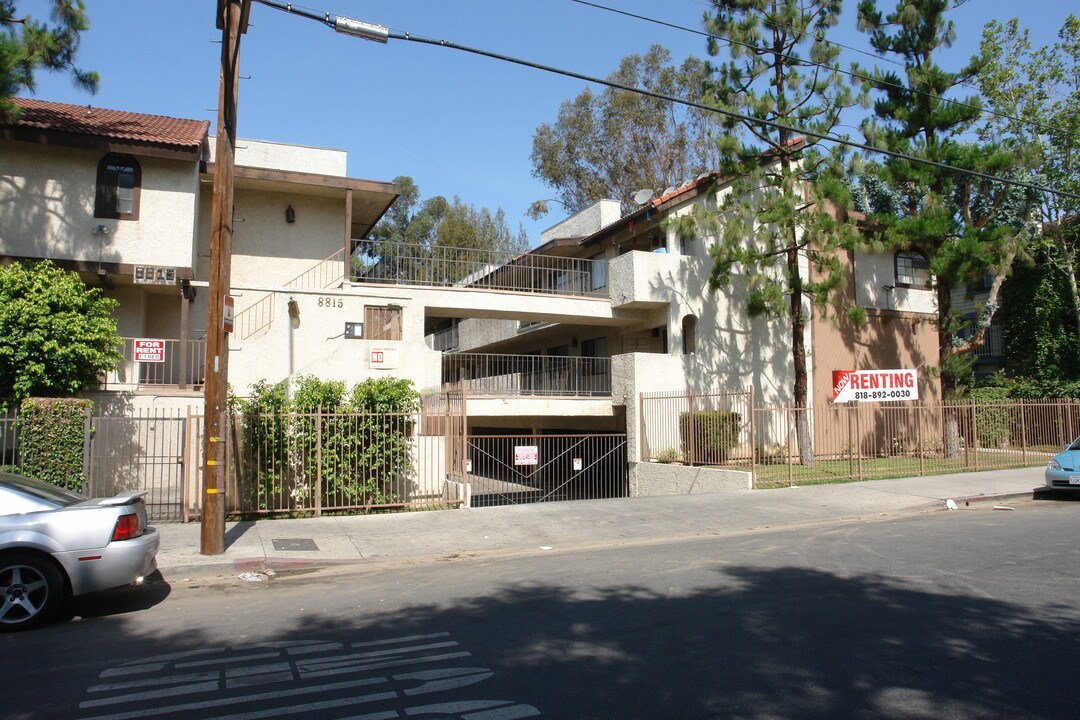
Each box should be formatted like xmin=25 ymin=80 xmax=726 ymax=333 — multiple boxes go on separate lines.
xmin=352 ymin=241 xmax=609 ymax=298
xmin=442 ymin=353 xmax=611 ymax=397
xmin=106 ymin=337 xmax=207 ymax=388
xmin=429 ymin=324 xmax=459 ymax=352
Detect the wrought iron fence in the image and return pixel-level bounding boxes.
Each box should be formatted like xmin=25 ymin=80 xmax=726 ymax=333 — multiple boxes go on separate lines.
xmin=443 ymin=353 xmax=611 ymax=397
xmin=86 ymin=410 xmax=191 ymax=523
xmin=641 ymin=390 xmax=1078 ymax=488
xmin=352 ymin=241 xmax=608 ymax=297
xmin=225 ymin=408 xmax=460 ymax=515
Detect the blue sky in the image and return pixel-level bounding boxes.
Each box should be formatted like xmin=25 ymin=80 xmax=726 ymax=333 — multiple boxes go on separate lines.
xmin=19 ymin=0 xmax=1074 ymax=245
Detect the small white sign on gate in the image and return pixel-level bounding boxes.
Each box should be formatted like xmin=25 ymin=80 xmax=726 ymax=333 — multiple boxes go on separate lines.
xmin=514 ymin=446 xmax=539 ymax=466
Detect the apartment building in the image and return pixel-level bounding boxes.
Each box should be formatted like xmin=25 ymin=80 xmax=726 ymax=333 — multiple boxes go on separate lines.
xmin=1 ymin=98 xmax=942 ymax=502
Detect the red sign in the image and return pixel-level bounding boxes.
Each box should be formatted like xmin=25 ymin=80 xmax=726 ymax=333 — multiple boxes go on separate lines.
xmin=133 ymin=339 xmax=165 ymax=363
xmin=833 ymin=369 xmax=918 ymax=403
xmin=223 ymin=295 xmax=235 ymax=334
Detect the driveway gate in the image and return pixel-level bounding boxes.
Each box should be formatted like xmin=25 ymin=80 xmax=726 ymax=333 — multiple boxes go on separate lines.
xmin=465 ymin=433 xmax=627 ymax=507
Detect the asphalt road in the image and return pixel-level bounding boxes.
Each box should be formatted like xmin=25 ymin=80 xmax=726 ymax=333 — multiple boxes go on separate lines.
xmin=3 ymin=499 xmax=1079 ymax=720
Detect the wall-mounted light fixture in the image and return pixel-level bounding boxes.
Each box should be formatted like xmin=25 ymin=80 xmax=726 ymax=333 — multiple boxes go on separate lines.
xmin=285 ymin=205 xmax=296 ymax=224
xmin=180 ymin=278 xmax=196 ymax=301
xmin=92 ymin=224 xmax=111 ymax=236
xmin=287 ymin=297 xmax=300 ymax=328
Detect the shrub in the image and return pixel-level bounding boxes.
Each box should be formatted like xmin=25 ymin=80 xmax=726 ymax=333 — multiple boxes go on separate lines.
xmin=18 ymin=397 xmax=92 ymax=492
xmin=234 ymin=376 xmax=420 ymax=511
xmin=679 ymin=410 xmax=741 ymax=465
xmin=969 ymin=386 xmax=1013 ymax=448
xmin=655 ymin=447 xmax=683 ymax=464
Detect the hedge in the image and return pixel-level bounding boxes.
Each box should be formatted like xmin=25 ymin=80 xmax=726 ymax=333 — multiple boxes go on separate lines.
xmin=18 ymin=397 xmax=92 ymax=493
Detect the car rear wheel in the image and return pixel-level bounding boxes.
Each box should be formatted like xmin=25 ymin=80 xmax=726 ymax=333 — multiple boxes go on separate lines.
xmin=0 ymin=554 xmax=65 ymax=631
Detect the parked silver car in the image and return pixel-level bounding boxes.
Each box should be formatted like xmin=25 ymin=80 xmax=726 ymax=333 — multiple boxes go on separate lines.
xmin=0 ymin=472 xmax=159 ymax=630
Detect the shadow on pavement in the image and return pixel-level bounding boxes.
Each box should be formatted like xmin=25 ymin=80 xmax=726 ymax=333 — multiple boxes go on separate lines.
xmin=62 ymin=570 xmax=172 ymax=623
xmin=224 ymin=519 xmax=256 ymax=549
xmin=11 ymin=561 xmax=1079 ymax=719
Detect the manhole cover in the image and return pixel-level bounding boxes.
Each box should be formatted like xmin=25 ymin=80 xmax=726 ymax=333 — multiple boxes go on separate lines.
xmin=271 ymin=538 xmax=319 ymax=552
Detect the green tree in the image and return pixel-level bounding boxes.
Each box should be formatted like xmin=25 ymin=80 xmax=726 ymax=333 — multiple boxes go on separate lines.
xmin=671 ymin=0 xmax=865 ymax=466
xmin=854 ymin=0 xmax=1035 ymax=456
xmin=436 ymin=197 xmax=529 ymax=255
xmin=999 ymin=251 xmax=1080 ymax=381
xmin=0 ymin=260 xmax=121 ymax=406
xmin=367 ymin=176 xmax=449 ymax=248
xmin=978 ymin=16 xmax=1080 ymax=376
xmin=355 ymin=177 xmax=528 ymax=284
xmin=530 ymin=45 xmax=723 ymax=217
xmin=1 ymin=0 xmax=96 ymax=121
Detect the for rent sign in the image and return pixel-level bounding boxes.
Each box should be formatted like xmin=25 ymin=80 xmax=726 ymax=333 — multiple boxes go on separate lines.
xmin=833 ymin=369 xmax=918 ymax=403
xmin=133 ymin=339 xmax=166 ymax=363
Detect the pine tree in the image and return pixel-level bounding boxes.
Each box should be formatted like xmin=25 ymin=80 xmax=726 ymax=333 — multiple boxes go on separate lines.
xmin=854 ymin=0 xmax=1035 ymax=457
xmin=673 ymin=0 xmax=865 ymax=466
xmin=1 ymin=0 xmax=96 ymax=121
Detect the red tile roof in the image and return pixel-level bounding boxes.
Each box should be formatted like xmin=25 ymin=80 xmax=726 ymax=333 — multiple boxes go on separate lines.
xmin=7 ymin=98 xmax=209 ymax=153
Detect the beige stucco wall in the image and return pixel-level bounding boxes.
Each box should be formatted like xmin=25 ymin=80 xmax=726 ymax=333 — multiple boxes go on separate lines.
xmin=227 ymin=284 xmax=441 ymax=398
xmin=854 ymin=249 xmax=937 ymax=314
xmin=0 ymin=142 xmax=199 ymax=268
xmin=540 ymin=199 xmax=621 ymax=244
xmin=209 ymin=137 xmax=347 ymax=176
xmin=197 ymin=185 xmax=346 ymax=301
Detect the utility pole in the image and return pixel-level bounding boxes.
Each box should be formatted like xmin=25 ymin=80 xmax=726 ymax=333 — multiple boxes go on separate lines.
xmin=202 ymin=0 xmax=250 ymax=555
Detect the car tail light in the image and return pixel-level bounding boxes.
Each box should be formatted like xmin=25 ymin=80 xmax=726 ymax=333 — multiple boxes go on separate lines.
xmin=111 ymin=514 xmax=142 ymax=541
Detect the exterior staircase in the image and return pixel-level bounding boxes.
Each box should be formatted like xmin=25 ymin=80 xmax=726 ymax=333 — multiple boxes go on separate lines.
xmin=233 ymin=249 xmax=345 ymax=340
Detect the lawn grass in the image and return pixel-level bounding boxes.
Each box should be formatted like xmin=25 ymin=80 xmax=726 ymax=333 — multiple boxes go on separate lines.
xmin=733 ymin=451 xmax=1051 ymax=489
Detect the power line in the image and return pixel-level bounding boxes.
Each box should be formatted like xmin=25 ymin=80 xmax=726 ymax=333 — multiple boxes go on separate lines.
xmin=250 ymin=0 xmax=1080 ymax=202
xmin=568 ymin=0 xmax=1079 ymax=142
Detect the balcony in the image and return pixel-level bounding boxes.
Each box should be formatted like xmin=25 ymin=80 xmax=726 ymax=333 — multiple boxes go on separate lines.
xmin=442 ymin=353 xmax=611 ymax=397
xmin=353 ymin=241 xmax=608 ymax=298
xmin=104 ymin=337 xmax=206 ymax=390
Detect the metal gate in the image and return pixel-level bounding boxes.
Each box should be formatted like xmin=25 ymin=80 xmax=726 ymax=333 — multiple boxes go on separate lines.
xmin=86 ymin=411 xmax=189 ymax=523
xmin=465 ymin=433 xmax=627 ymax=507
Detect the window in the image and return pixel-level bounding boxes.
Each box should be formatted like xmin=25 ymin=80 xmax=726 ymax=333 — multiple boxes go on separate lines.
xmin=95 ymin=153 xmax=141 ymax=219
xmin=682 ymin=315 xmax=698 ymax=355
xmin=364 ymin=305 xmax=402 ymax=340
xmin=895 ymin=250 xmax=930 ymax=288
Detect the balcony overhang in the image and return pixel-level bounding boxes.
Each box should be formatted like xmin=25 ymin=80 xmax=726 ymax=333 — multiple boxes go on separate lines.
xmin=201 ymin=162 xmax=399 ymax=239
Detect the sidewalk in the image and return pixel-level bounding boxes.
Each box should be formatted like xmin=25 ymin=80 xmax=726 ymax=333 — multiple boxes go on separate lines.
xmin=153 ymin=467 xmax=1049 ymax=578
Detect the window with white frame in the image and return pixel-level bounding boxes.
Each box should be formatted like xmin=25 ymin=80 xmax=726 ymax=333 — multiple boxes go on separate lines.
xmin=895 ymin=250 xmax=931 ymax=288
